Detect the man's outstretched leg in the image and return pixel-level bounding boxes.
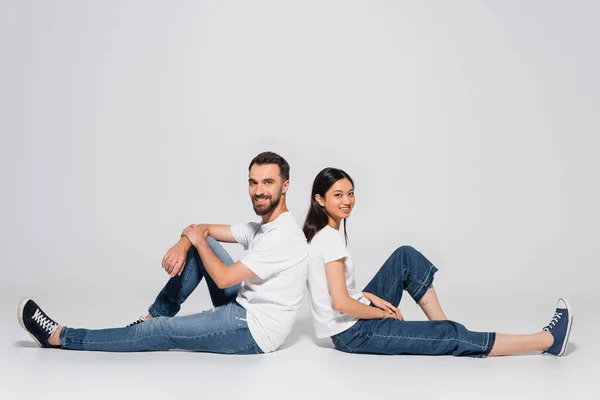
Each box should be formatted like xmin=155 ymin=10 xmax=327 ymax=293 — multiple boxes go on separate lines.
xmin=142 ymin=237 xmax=241 ymax=321
xmin=18 ymin=298 xmax=261 ymax=354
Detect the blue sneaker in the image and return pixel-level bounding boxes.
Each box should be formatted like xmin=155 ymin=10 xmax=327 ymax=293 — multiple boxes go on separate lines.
xmin=543 ymin=298 xmax=573 ymax=356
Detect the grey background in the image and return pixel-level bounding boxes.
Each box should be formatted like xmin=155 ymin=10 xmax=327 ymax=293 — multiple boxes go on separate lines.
xmin=1 ymin=1 xmax=598 ymax=399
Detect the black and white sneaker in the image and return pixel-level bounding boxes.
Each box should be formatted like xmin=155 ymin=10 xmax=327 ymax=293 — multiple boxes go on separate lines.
xmin=126 ymin=315 xmax=148 ymax=327
xmin=17 ymin=298 xmax=61 ymax=348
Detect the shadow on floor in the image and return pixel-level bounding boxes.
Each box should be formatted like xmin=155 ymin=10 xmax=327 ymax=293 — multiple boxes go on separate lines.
xmin=14 ymin=340 xmax=39 ymax=348
xmin=278 ymin=315 xmax=334 ymax=351
xmin=564 ymin=342 xmax=578 ymax=356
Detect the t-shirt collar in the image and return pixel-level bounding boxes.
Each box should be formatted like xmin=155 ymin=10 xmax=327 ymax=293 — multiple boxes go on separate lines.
xmin=259 ymin=211 xmax=290 ymax=232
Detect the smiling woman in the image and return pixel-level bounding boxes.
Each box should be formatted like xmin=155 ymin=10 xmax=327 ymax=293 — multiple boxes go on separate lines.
xmin=303 ymin=168 xmax=355 ymax=246
xmin=303 ymin=167 xmax=573 ymax=358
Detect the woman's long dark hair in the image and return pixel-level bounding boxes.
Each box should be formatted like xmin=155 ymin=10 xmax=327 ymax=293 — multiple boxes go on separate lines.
xmin=303 ymin=167 xmax=354 ymax=244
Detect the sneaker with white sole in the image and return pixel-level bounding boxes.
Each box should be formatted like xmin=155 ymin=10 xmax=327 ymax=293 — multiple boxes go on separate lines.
xmin=543 ymin=297 xmax=573 ymax=356
xmin=126 ymin=315 xmax=148 ymax=327
xmin=17 ymin=298 xmax=61 ymax=348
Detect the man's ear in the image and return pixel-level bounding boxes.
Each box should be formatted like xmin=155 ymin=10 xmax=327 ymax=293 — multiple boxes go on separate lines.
xmin=282 ymin=180 xmax=290 ymax=194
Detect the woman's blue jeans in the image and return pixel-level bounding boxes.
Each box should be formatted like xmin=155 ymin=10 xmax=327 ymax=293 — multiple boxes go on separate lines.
xmin=331 ymin=246 xmax=496 ymax=358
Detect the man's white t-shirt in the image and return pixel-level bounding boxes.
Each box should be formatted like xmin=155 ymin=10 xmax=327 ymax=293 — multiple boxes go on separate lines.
xmin=231 ymin=211 xmax=308 ymax=353
xmin=306 ymin=225 xmax=370 ymax=338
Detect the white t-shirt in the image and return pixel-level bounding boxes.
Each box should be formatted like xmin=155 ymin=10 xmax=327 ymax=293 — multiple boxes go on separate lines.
xmin=231 ymin=211 xmax=308 ymax=353
xmin=306 ymin=225 xmax=370 ymax=338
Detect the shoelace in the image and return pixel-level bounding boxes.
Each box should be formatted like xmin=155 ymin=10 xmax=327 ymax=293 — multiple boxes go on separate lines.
xmin=32 ymin=309 xmax=58 ymax=334
xmin=127 ymin=316 xmax=146 ymax=327
xmin=545 ymin=311 xmax=563 ymax=330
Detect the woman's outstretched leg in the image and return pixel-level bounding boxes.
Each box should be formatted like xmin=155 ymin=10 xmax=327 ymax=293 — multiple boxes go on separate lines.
xmin=489 ymin=332 xmax=553 ymax=356
xmin=489 ymin=298 xmax=573 ymax=356
xmin=331 ymin=298 xmax=573 ymax=357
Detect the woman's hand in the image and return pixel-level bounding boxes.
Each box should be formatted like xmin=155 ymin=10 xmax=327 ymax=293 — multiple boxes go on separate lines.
xmin=364 ymin=292 xmax=404 ymax=320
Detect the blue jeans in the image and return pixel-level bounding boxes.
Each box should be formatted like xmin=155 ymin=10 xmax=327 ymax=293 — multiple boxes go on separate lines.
xmin=331 ymin=246 xmax=496 ymax=358
xmin=59 ymin=237 xmax=263 ymax=354
xmin=148 ymin=237 xmax=241 ymax=317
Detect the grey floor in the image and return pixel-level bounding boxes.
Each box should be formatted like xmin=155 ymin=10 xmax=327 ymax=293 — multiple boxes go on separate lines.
xmin=2 ymin=286 xmax=597 ymax=400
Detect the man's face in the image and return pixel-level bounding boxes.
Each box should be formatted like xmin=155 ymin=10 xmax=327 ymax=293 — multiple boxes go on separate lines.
xmin=248 ymin=164 xmax=288 ymax=216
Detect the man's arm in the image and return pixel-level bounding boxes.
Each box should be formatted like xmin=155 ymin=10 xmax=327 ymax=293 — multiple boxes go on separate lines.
xmin=206 ymin=224 xmax=237 ymax=243
xmin=165 ymin=224 xmax=240 ymax=277
xmin=182 ymin=224 xmax=236 ymax=243
xmin=180 ymin=225 xmax=255 ymax=288
xmin=195 ymin=239 xmax=256 ymax=288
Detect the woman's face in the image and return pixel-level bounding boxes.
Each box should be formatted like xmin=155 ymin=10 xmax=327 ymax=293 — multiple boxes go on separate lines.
xmin=317 ymin=178 xmax=355 ymax=222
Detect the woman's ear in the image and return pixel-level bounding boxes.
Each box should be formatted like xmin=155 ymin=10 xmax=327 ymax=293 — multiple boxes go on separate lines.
xmin=315 ymin=194 xmax=325 ymax=207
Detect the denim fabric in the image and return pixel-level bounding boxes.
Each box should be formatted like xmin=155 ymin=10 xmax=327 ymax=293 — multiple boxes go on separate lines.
xmin=59 ymin=237 xmax=262 ymax=354
xmin=60 ymin=301 xmax=262 ymax=354
xmin=331 ymin=245 xmax=495 ymax=358
xmin=149 ymin=237 xmax=241 ymax=317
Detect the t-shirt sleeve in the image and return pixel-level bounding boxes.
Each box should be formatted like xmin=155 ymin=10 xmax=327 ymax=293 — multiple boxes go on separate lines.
xmin=319 ymin=230 xmax=349 ymax=265
xmin=239 ymin=243 xmax=298 ymax=280
xmin=230 ymin=222 xmax=258 ymax=250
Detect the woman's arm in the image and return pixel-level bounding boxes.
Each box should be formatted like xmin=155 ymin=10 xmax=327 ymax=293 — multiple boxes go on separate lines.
xmin=325 ymin=259 xmax=396 ymax=320
xmin=362 ymin=292 xmax=403 ymax=320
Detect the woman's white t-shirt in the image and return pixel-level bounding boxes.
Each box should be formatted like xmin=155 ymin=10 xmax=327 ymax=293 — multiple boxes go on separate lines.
xmin=306 ymin=225 xmax=370 ymax=338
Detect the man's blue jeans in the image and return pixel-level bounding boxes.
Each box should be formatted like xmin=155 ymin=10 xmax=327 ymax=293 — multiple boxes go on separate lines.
xmin=59 ymin=238 xmax=263 ymax=354
xmin=331 ymin=246 xmax=496 ymax=358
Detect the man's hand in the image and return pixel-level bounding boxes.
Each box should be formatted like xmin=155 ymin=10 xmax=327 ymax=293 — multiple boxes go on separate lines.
xmin=364 ymin=292 xmax=404 ymax=320
xmin=162 ymin=239 xmax=190 ymax=277
xmin=182 ymin=224 xmax=209 ymax=248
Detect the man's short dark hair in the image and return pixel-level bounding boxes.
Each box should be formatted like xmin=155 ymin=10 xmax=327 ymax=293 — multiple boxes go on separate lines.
xmin=249 ymin=151 xmax=290 ymax=181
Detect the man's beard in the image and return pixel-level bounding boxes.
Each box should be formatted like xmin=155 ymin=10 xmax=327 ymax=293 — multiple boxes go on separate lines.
xmin=252 ymin=194 xmax=282 ymax=216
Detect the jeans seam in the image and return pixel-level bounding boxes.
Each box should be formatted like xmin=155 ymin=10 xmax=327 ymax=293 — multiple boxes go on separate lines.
xmin=411 ymin=264 xmax=436 ymax=302
xmin=147 ymin=306 xmax=162 ymax=318
xmin=222 ymin=342 xmax=259 ymax=354
xmin=65 ymin=327 xmax=250 ymax=346
xmin=381 ymin=262 xmax=436 ymax=304
xmin=334 ymin=335 xmax=354 ymax=353
xmin=149 ymin=253 xmax=197 ymax=317
xmin=479 ymin=332 xmax=496 ymax=358
xmin=382 ymin=272 xmax=403 ymax=302
xmin=178 ymin=263 xmax=194 ymax=300
xmin=370 ymin=333 xmax=488 ymax=351
xmin=60 ymin=327 xmax=73 ymax=347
